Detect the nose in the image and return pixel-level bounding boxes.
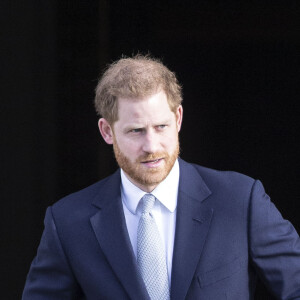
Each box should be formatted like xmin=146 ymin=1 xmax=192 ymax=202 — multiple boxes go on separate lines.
xmin=142 ymin=130 xmax=160 ymax=154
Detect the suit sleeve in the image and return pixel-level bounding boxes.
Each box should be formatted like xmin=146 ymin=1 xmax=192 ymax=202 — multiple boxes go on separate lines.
xmin=249 ymin=180 xmax=300 ymax=299
xmin=22 ymin=207 xmax=82 ymax=299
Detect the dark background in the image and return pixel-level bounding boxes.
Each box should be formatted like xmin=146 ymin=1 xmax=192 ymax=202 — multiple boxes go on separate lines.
xmin=2 ymin=1 xmax=299 ymax=299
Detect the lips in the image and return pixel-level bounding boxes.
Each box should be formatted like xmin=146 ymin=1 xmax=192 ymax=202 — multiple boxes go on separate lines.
xmin=141 ymin=158 xmax=164 ymax=167
xmin=142 ymin=158 xmax=160 ymax=163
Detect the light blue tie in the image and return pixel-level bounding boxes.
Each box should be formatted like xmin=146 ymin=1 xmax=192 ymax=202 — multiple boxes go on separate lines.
xmin=137 ymin=194 xmax=170 ymax=300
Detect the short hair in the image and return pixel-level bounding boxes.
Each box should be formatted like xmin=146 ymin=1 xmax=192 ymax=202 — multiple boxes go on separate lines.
xmin=95 ymin=54 xmax=182 ymax=124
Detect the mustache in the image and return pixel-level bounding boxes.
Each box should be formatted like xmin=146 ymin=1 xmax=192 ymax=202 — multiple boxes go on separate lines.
xmin=137 ymin=152 xmax=168 ymax=162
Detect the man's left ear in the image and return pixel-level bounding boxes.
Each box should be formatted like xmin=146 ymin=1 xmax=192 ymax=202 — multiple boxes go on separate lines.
xmin=176 ymin=105 xmax=183 ymax=132
xmin=98 ymin=118 xmax=114 ymax=144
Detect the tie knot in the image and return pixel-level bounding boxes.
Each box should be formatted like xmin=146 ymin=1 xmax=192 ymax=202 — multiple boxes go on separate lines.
xmin=141 ymin=194 xmax=156 ymax=214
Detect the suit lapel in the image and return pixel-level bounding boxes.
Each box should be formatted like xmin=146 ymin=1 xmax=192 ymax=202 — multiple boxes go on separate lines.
xmin=171 ymin=159 xmax=213 ymax=300
xmin=90 ymin=171 xmax=149 ymax=300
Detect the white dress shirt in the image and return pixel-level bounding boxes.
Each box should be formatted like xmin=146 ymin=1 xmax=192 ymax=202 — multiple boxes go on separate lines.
xmin=121 ymin=159 xmax=179 ymax=284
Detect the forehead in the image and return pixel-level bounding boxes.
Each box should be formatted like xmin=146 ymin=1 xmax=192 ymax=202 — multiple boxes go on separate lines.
xmin=116 ymin=91 xmax=174 ymax=123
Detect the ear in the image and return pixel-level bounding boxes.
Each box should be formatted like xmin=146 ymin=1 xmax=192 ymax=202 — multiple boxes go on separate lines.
xmin=175 ymin=105 xmax=183 ymax=132
xmin=98 ymin=118 xmax=114 ymax=144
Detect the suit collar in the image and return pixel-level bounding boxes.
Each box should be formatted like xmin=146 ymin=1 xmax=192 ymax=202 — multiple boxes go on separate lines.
xmin=91 ymin=169 xmax=121 ymax=209
xmin=171 ymin=158 xmax=213 ymax=300
xmin=178 ymin=158 xmax=211 ymax=203
xmin=90 ymin=169 xmax=150 ymax=300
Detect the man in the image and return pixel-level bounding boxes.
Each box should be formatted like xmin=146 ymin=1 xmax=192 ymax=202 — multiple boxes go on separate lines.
xmin=23 ymin=55 xmax=300 ymax=299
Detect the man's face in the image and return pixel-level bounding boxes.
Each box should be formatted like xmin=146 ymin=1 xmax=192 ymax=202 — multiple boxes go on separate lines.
xmin=99 ymin=90 xmax=183 ymax=192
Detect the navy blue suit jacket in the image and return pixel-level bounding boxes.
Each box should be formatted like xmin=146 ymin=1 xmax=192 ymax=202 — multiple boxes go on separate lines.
xmin=23 ymin=159 xmax=300 ymax=299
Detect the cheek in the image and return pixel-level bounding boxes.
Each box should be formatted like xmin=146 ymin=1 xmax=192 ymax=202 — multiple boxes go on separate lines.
xmin=163 ymin=131 xmax=178 ymax=147
xmin=118 ymin=138 xmax=141 ymax=155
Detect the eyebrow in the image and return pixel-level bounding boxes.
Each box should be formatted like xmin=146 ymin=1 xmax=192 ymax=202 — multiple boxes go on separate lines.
xmin=123 ymin=119 xmax=172 ymax=133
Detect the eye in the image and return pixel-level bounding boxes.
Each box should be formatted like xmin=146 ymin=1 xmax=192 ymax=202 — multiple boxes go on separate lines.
xmin=157 ymin=125 xmax=167 ymax=129
xmin=130 ymin=128 xmax=143 ymax=133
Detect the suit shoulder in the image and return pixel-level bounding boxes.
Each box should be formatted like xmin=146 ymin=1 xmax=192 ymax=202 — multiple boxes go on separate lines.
xmin=192 ymin=163 xmax=253 ymax=180
xmin=189 ymin=162 xmax=256 ymax=192
xmin=52 ymin=170 xmax=119 ymax=214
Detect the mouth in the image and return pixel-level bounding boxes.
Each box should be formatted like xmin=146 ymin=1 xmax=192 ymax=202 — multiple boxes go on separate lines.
xmin=141 ymin=158 xmax=164 ymax=167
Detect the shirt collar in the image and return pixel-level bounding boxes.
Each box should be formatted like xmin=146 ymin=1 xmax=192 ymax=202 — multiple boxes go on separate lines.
xmin=121 ymin=159 xmax=179 ymax=214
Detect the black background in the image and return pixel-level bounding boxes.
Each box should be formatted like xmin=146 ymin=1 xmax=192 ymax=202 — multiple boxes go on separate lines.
xmin=1 ymin=1 xmax=299 ymax=299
